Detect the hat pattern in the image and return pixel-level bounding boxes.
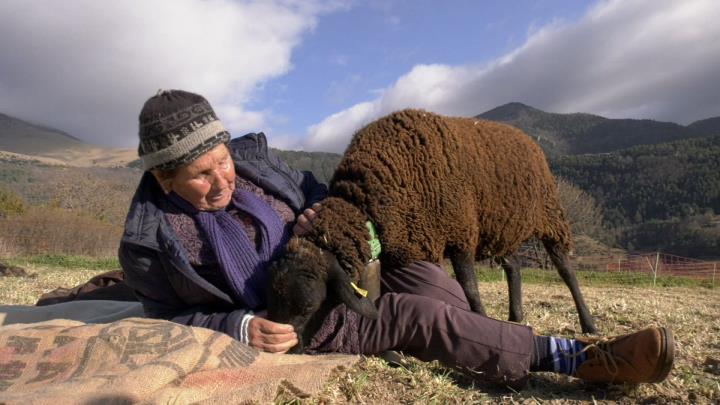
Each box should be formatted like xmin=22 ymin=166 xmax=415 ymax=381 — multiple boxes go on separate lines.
xmin=138 ymin=90 xmax=230 ymax=171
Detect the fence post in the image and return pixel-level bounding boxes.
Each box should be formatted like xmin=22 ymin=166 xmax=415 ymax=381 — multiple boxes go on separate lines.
xmin=713 ymin=263 xmax=717 ymax=287
xmin=653 ymin=252 xmax=660 ymax=287
xmin=494 ymin=256 xmax=504 ymax=282
xmin=645 ymin=255 xmax=656 ymax=287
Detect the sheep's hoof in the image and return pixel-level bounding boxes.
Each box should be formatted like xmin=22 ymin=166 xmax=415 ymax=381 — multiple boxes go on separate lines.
xmin=377 ymin=350 xmax=410 ymax=368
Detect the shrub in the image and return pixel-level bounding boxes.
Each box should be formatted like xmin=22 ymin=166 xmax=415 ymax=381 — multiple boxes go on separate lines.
xmin=0 ymin=206 xmax=122 ymax=257
xmin=0 ymin=185 xmax=25 ymax=217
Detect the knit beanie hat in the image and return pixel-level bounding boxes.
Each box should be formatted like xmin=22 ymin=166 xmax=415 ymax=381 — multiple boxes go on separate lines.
xmin=138 ymin=90 xmax=231 ymax=171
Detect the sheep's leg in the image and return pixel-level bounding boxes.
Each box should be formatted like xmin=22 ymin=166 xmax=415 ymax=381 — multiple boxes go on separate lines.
xmin=495 ymin=255 xmax=523 ymax=322
xmin=542 ymin=239 xmax=598 ymax=334
xmin=450 ymin=250 xmax=486 ymax=315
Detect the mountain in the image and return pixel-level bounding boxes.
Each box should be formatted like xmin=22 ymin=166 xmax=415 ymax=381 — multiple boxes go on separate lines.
xmin=0 ymin=113 xmax=86 ymax=154
xmin=477 ymin=102 xmax=718 ymax=157
xmin=3 ymin=106 xmax=720 ymax=257
xmin=0 ymin=112 xmax=136 ymax=167
xmin=551 ymin=134 xmax=720 ymax=226
xmin=688 ymin=116 xmax=720 ymax=136
xmin=549 ymin=134 xmax=720 ymax=258
xmin=272 ymin=148 xmax=341 ymax=184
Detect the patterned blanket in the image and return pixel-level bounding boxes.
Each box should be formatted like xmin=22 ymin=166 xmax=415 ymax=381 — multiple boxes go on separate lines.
xmin=0 ymin=317 xmax=357 ymax=404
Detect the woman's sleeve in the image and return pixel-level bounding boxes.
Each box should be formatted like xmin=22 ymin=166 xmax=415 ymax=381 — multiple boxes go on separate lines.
xmin=298 ymin=170 xmax=328 ymax=208
xmin=119 ymin=241 xmax=249 ymax=340
xmin=230 ymin=133 xmax=328 ymax=212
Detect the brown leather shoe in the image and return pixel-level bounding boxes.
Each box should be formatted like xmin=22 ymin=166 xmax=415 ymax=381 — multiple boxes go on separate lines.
xmin=574 ymin=327 xmax=674 ymax=384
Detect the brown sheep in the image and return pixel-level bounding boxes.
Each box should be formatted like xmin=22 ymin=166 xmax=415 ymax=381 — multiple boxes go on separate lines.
xmin=267 ymin=109 xmax=597 ymax=351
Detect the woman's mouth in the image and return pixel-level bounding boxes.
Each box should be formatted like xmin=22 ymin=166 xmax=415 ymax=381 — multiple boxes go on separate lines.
xmin=208 ymin=191 xmax=228 ymax=202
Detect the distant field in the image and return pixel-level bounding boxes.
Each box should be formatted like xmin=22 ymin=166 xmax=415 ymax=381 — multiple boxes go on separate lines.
xmin=0 ymin=257 xmax=717 ymax=403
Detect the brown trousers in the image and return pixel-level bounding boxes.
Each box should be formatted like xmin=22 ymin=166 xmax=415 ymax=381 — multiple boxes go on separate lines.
xmin=358 ymin=261 xmax=533 ymax=387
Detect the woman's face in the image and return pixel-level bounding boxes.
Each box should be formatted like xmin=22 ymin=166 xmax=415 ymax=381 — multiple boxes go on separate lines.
xmin=155 ymin=143 xmax=236 ymax=211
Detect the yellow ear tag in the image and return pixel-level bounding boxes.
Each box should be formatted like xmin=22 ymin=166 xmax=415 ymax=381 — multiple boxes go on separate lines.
xmin=350 ymin=282 xmax=368 ymax=298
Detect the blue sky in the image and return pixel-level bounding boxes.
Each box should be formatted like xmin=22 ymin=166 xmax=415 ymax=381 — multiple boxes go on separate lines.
xmin=259 ymin=0 xmax=592 ymax=138
xmin=0 ymin=0 xmax=718 ymax=153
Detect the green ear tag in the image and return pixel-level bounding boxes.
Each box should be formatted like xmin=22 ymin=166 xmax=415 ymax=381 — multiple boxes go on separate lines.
xmin=365 ymin=221 xmax=382 ymax=261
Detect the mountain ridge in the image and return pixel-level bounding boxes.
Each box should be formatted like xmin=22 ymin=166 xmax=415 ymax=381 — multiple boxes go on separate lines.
xmin=0 ymin=112 xmax=86 ymax=153
xmin=3 ymin=103 xmax=719 ymax=168
xmin=2 ymin=105 xmax=720 ymax=257
xmin=0 ymin=112 xmax=136 ymax=167
xmin=476 ymin=102 xmax=718 ymax=157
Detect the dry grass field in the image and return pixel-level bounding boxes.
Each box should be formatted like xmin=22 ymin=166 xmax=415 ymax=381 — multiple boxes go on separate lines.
xmin=1 ymin=260 xmax=718 ymax=404
xmin=0 ymin=148 xmax=137 ymax=168
xmin=311 ymin=282 xmax=720 ymax=404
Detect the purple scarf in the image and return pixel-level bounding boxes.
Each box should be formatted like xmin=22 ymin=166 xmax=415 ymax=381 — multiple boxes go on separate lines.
xmin=167 ymin=189 xmax=289 ymax=309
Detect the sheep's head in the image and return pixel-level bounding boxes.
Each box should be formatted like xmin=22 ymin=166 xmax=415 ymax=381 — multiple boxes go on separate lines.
xmin=302 ymin=197 xmax=371 ymax=283
xmin=267 ymin=238 xmax=328 ymax=336
xmin=266 ymin=237 xmax=378 ymax=353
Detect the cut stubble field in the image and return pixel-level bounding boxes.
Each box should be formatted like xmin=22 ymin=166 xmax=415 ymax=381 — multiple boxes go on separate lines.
xmin=1 ymin=261 xmax=718 ymax=404
xmin=314 ymin=281 xmax=720 ymax=404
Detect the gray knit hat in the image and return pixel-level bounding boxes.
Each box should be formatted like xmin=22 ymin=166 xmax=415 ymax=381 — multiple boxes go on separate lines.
xmin=138 ymin=89 xmax=231 ymax=171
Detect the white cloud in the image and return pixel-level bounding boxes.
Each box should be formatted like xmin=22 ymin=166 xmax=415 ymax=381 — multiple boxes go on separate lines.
xmin=306 ymin=102 xmax=379 ymax=152
xmin=330 ymin=54 xmax=349 ymax=66
xmin=384 ymin=16 xmax=401 ymax=28
xmin=305 ymin=0 xmax=720 ymax=153
xmin=0 ymin=0 xmax=344 ymax=147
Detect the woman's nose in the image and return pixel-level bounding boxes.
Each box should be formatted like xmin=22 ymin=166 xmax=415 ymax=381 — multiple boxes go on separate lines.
xmin=211 ymin=170 xmax=229 ymax=188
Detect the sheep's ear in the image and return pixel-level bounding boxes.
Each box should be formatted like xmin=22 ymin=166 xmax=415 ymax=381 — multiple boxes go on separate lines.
xmin=328 ymin=260 xmax=379 ymax=319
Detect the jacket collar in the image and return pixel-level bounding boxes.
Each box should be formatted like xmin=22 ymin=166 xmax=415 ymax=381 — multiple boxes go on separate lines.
xmin=121 ymin=171 xmax=236 ymax=303
xmin=120 ymin=171 xmax=167 ymax=250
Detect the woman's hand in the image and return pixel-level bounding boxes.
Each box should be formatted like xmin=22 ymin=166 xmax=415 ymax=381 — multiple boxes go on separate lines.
xmin=293 ymin=202 xmax=322 ymax=236
xmin=248 ymin=314 xmax=298 ymax=353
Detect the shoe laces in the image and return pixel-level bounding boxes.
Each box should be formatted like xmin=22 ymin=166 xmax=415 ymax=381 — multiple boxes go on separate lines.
xmin=566 ymin=337 xmax=619 ymax=376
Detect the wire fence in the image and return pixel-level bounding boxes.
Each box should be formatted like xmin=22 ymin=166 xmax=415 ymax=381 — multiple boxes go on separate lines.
xmin=605 ymin=252 xmax=717 ymax=282
xmin=478 ymin=242 xmax=718 ymax=288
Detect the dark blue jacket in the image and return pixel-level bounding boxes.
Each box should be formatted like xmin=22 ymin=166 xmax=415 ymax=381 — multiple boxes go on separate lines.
xmin=119 ymin=133 xmax=327 ymax=340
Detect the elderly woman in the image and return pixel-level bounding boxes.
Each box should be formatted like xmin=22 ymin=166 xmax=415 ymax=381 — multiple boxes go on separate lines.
xmin=120 ymin=90 xmax=674 ymax=388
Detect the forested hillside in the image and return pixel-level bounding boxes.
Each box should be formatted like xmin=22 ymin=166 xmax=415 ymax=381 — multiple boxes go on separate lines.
xmin=551 ymin=135 xmax=720 ymax=257
xmin=2 ymin=105 xmax=719 ymax=258
xmin=552 ymin=135 xmax=720 ymax=226
xmin=477 ymin=102 xmax=718 ymax=157
xmin=272 ymin=149 xmax=341 ymax=184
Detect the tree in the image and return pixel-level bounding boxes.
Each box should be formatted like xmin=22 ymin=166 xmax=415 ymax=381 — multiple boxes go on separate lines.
xmin=556 ymin=177 xmax=610 ymax=243
xmin=0 ymin=185 xmax=24 ymax=217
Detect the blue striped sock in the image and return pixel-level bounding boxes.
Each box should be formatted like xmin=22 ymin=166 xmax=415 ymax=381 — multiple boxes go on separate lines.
xmin=549 ymin=337 xmax=587 ymax=375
